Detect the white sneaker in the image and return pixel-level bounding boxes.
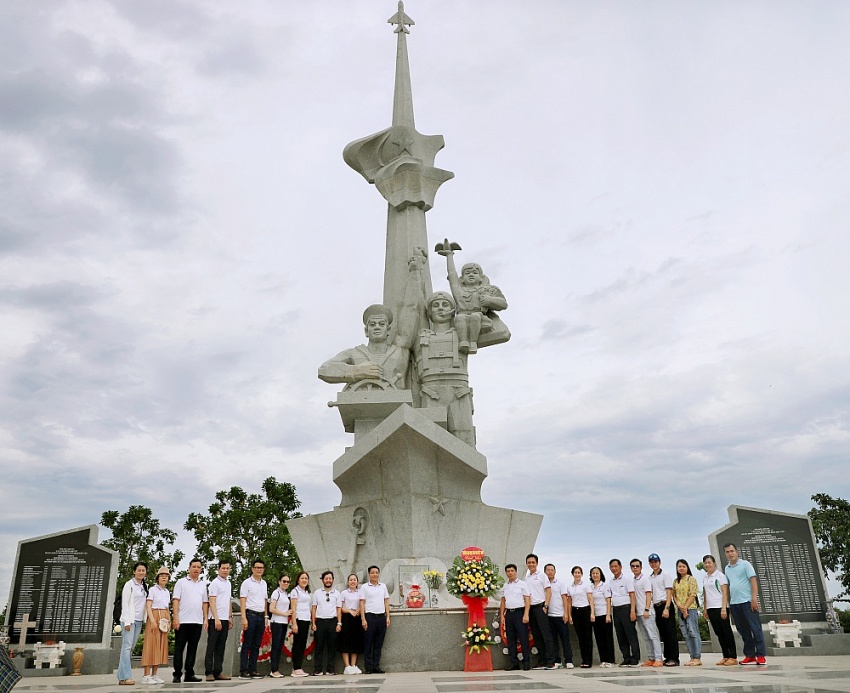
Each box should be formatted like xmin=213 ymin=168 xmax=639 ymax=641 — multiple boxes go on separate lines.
xmin=565 ymin=663 xmax=575 ymax=669
xmin=354 ymin=666 xmax=362 ymax=674
xmin=140 ymin=676 xmax=154 ymax=685
xmin=292 ymin=670 xmax=309 ymax=678
xmin=343 ymin=666 xmax=353 ymax=675
xmin=153 ymin=676 xmax=164 ymax=684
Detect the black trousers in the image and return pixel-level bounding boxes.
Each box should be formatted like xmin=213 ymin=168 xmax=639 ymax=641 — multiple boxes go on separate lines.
xmin=173 ymin=622 xmax=203 ymax=679
xmin=706 ymin=608 xmax=737 ymax=659
xmin=504 ymin=608 xmax=530 ymax=669
xmin=612 ymin=604 xmax=640 ymax=665
xmin=591 ymin=616 xmax=616 ymax=664
xmin=363 ymin=613 xmax=387 ymax=672
xmin=571 ymin=606 xmax=593 ymax=666
xmin=547 ymin=615 xmax=573 ymax=665
xmin=313 ymin=618 xmax=338 ymax=673
xmin=654 ymin=604 xmax=679 ymax=663
xmin=292 ymin=619 xmax=310 ymax=670
xmin=528 ymin=603 xmax=555 ymax=666
xmin=204 ymin=619 xmax=230 ymax=676
xmin=270 ymin=622 xmax=289 ymax=672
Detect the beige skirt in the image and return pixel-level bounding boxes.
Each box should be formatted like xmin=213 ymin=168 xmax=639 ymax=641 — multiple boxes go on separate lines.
xmin=141 ymin=608 xmax=170 ymax=666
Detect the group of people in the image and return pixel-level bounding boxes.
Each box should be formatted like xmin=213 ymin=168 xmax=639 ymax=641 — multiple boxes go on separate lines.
xmin=499 ymin=545 xmax=767 ymax=672
xmin=115 ymin=559 xmax=393 ymax=685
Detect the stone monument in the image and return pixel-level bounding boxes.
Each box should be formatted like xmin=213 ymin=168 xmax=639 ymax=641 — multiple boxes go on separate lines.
xmin=287 ymin=3 xmax=542 ymax=595
xmin=4 ymin=525 xmax=119 ymax=674
xmin=709 ymin=505 xmax=850 ymax=655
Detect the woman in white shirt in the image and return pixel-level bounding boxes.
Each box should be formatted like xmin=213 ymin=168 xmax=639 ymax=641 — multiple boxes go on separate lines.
xmin=701 ymin=555 xmax=738 ymax=665
xmin=288 ymin=572 xmax=312 ymax=677
xmin=269 ymin=574 xmax=291 ymax=678
xmin=118 ymin=562 xmax=148 ymax=686
xmin=141 ymin=566 xmax=171 ymax=685
xmin=565 ymin=566 xmax=595 ymax=668
xmin=338 ymin=574 xmax=365 ymax=674
xmin=589 ymin=566 xmax=615 ymax=667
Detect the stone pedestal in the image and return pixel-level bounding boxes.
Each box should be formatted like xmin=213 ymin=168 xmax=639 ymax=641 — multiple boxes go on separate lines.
xmin=288 ymin=403 xmax=541 ymax=587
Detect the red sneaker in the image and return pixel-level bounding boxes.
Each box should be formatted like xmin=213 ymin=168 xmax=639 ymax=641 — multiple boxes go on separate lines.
xmin=740 ymin=657 xmax=757 ymax=665
xmin=756 ymin=656 xmax=766 ymax=665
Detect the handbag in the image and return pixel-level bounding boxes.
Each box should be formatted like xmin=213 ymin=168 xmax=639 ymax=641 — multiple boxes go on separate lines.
xmin=158 ymin=617 xmax=170 ymax=633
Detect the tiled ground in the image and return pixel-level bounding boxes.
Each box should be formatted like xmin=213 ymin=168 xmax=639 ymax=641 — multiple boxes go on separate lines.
xmin=13 ymin=656 xmax=850 ymax=693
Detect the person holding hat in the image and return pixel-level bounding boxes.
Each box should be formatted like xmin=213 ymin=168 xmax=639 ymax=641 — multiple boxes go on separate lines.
xmin=141 ymin=566 xmax=171 ymax=685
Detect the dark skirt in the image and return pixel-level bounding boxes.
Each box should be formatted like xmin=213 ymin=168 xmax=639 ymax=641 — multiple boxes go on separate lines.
xmin=337 ymin=612 xmax=364 ymax=653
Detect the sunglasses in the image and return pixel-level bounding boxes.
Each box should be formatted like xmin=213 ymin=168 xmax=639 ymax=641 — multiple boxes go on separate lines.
xmin=325 ymin=594 xmax=330 ymax=602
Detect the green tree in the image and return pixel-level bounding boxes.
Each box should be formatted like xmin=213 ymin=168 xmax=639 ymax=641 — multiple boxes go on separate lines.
xmin=100 ymin=505 xmax=185 ymax=593
xmin=184 ymin=477 xmax=302 ymax=585
xmin=809 ymin=493 xmax=850 ymax=601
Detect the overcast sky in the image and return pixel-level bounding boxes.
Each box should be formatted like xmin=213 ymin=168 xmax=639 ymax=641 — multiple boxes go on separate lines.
xmin=2 ymin=0 xmax=849 ymax=606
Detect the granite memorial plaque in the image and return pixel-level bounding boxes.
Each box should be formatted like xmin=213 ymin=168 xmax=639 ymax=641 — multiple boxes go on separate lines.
xmin=709 ymin=505 xmax=828 ymax=623
xmin=4 ymin=525 xmax=118 ymax=647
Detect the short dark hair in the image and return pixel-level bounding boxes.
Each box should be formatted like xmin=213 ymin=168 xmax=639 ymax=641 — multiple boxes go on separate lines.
xmin=630 ymin=558 xmax=642 ymax=567
xmin=723 ymin=542 xmax=738 ymax=551
xmin=252 ymin=559 xmax=266 ymax=568
xmin=321 ymin=570 xmax=334 ymax=580
xmin=590 ymin=566 xmax=606 ymax=582
xmin=189 ymin=558 xmax=203 ymax=568
xmin=526 ymin=553 xmax=538 ymax=562
xmin=217 ymin=558 xmax=231 ymax=568
xmin=505 ymin=563 xmax=517 ymax=572
xmin=367 ymin=565 xmax=380 ymax=574
xmin=543 ymin=563 xmax=555 ymax=571
xmin=609 ymin=558 xmax=622 ymax=567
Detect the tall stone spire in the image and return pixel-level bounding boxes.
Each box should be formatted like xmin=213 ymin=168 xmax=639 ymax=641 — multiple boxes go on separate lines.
xmin=343 ymin=2 xmax=454 ymax=324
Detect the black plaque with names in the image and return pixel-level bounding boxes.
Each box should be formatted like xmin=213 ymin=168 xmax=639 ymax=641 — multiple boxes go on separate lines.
xmin=5 ymin=527 xmax=116 ymax=644
xmin=711 ymin=506 xmax=827 ymax=623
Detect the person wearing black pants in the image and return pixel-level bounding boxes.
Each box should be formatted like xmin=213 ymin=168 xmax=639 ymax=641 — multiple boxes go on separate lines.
xmin=609 ymin=559 xmax=640 ymax=666
xmin=289 ymin=572 xmax=313 ymax=677
xmin=360 ymin=566 xmax=391 ymax=674
xmin=499 ymin=564 xmax=532 ymax=671
xmin=525 ymin=554 xmax=556 ymax=668
xmin=205 ymin=560 xmax=233 ymax=681
xmin=543 ymin=564 xmax=573 ymax=667
xmin=311 ymin=571 xmax=342 ymax=675
xmin=648 ymin=554 xmax=679 ymax=666
xmin=172 ymin=559 xmax=208 ymax=683
xmin=701 ymin=555 xmax=738 ymax=665
xmin=566 ymin=566 xmax=595 ymax=667
xmin=590 ymin=567 xmax=615 ymax=666
xmin=239 ymin=560 xmax=269 ymax=679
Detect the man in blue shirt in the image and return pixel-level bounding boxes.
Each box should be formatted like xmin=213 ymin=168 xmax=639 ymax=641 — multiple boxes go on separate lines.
xmin=723 ymin=543 xmax=766 ymax=665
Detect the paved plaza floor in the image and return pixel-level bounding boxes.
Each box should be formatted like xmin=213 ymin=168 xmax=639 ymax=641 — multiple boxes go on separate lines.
xmin=13 ymin=655 xmax=850 ymax=693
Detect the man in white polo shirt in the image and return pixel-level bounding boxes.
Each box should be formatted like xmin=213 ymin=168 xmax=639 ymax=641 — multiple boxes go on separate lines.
xmin=499 ymin=563 xmax=531 ymax=671
xmin=524 ymin=553 xmax=556 ymax=669
xmin=609 ymin=559 xmax=639 ymax=667
xmin=360 ymin=565 xmax=391 ymax=675
xmin=648 ymin=553 xmax=678 ymax=666
xmin=239 ymin=559 xmax=269 ymax=680
xmin=630 ymin=558 xmax=662 ymax=667
xmin=172 ymin=558 xmax=208 ymax=683
xmin=724 ymin=543 xmax=766 ymax=665
xmin=311 ymin=571 xmax=342 ymax=676
xmin=204 ymin=559 xmax=233 ymax=681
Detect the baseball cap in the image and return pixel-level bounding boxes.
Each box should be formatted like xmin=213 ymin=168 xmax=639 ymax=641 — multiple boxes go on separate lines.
xmin=648 ymin=553 xmax=661 ymax=562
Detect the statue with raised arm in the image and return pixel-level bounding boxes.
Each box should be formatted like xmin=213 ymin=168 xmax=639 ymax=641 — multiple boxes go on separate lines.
xmin=435 ymin=239 xmax=509 ymax=354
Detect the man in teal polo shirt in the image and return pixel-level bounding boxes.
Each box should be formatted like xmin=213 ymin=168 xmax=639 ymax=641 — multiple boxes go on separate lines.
xmin=723 ymin=543 xmax=766 ymax=665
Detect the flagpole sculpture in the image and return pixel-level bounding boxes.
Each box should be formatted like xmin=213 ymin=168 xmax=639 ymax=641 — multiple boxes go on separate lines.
xmin=287 ymin=3 xmax=541 ymax=604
